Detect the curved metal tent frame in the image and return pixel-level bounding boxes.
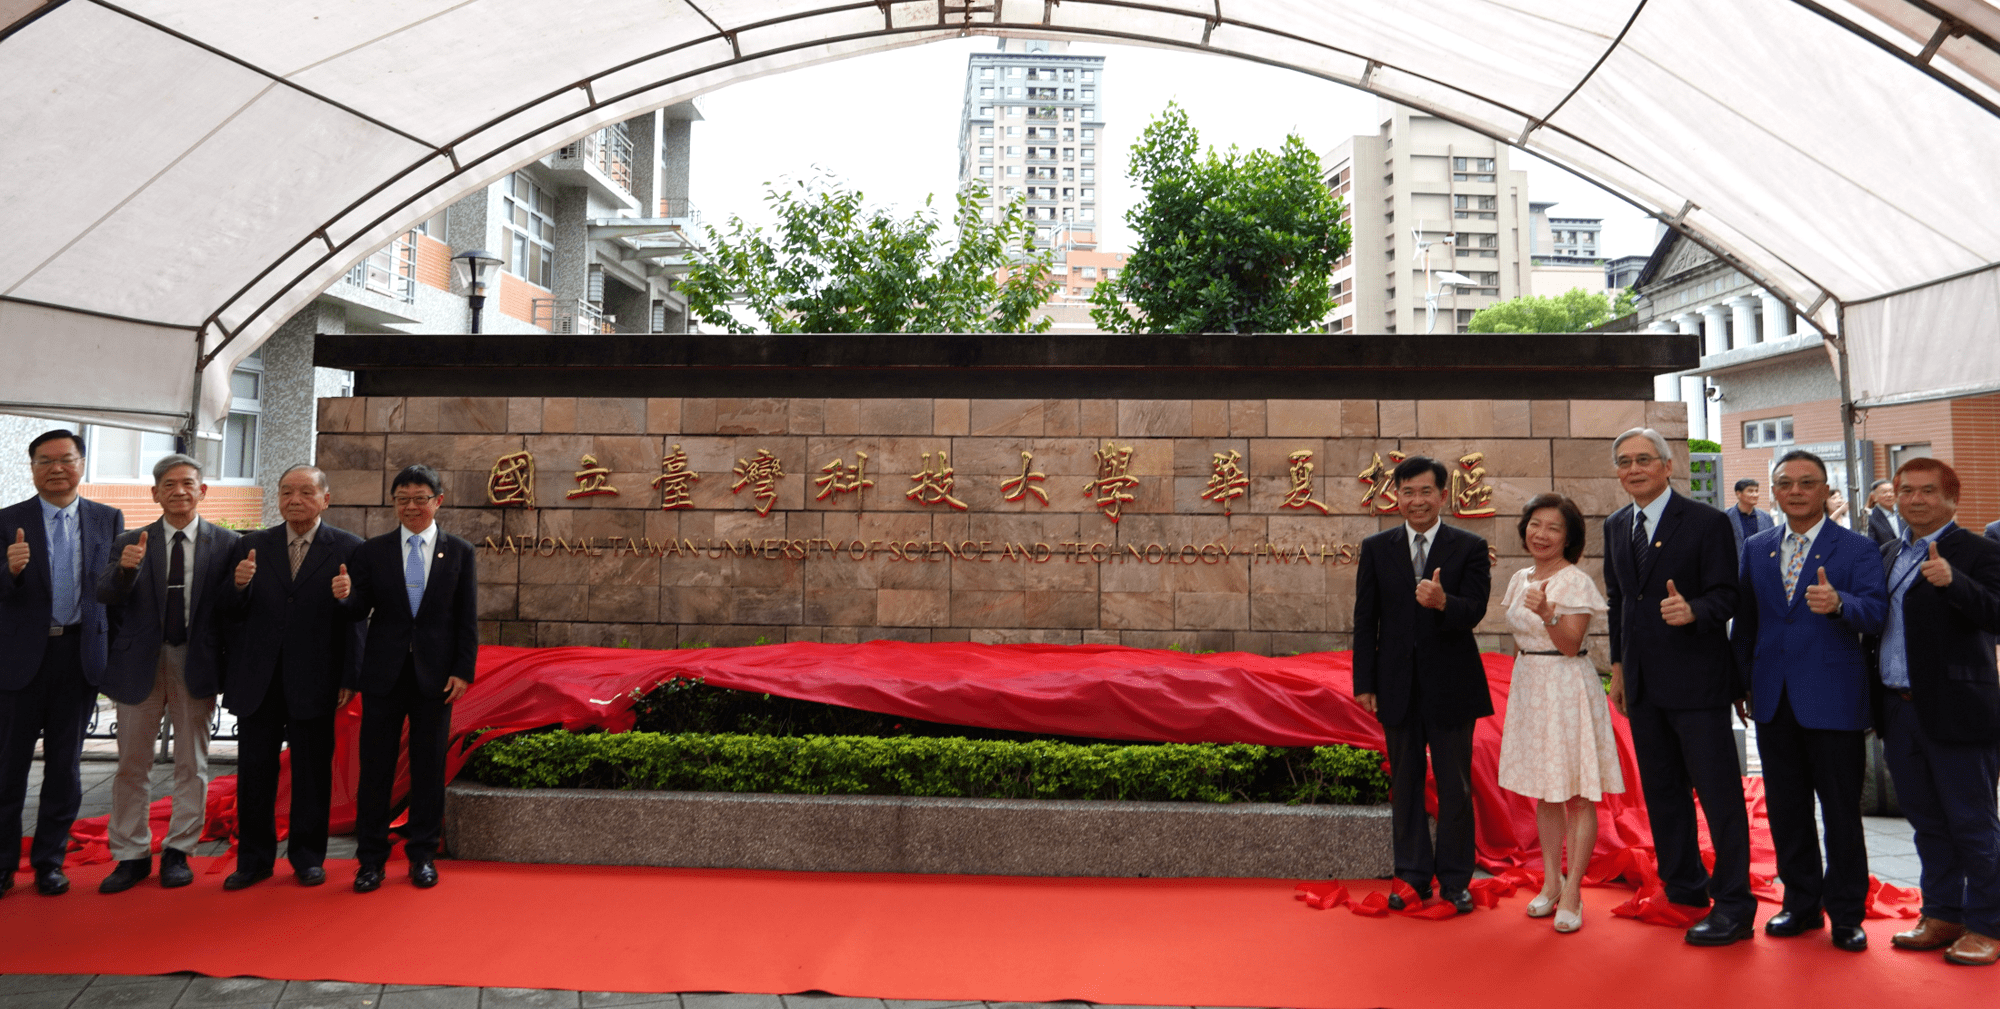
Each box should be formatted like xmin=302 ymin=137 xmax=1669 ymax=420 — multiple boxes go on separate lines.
xmin=1 ymin=0 xmax=1997 ymax=439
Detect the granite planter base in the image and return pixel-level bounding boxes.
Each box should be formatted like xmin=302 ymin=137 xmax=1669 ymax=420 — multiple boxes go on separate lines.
xmin=444 ymin=781 xmax=1392 ymax=879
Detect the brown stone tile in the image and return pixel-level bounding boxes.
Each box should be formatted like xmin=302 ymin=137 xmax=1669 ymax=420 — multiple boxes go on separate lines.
xmin=1078 ymin=399 xmax=1117 ymax=437
xmin=951 ymin=556 xmax=1026 ymax=591
xmin=932 ymin=398 xmax=969 ymax=436
xmin=1251 ymin=593 xmax=1328 ymax=632
xmin=1229 ymin=400 xmax=1268 ymax=438
xmin=365 ymin=397 xmax=405 ymax=433
xmin=662 ymin=586 xmax=732 ymax=624
xmin=1023 ymin=590 xmax=1098 ymax=628
xmin=1417 ymin=400 xmax=1494 ymax=438
xmin=1341 ymin=400 xmax=1379 ymax=437
xmin=324 ymin=469 xmax=384 ymax=509
xmin=1553 ymin=439 xmax=1613 ymax=478
xmin=859 ymin=398 xmax=933 ymax=435
xmin=1531 ymin=400 xmax=1570 ymax=437
xmin=951 ymin=590 xmax=1025 ymax=627
xmin=402 ymin=397 xmax=441 ymax=433
xmin=1380 ymin=400 xmax=1418 ymax=437
xmin=1118 ymin=399 xmax=1193 ymax=437
xmin=803 ymin=586 xmax=876 ymax=625
xmin=1564 ymin=477 xmax=1633 ymax=517
xmin=1099 ymin=559 xmax=1164 ymax=593
xmin=645 ymin=398 xmax=683 ymax=435
xmin=1175 ymin=592 xmax=1249 ymax=629
xmin=1101 ymin=590 xmax=1173 ymax=629
xmin=969 ymin=399 xmax=1045 ymax=437
xmin=1081 ymin=629 xmax=1121 ymax=645
xmin=319 ymin=398 xmax=364 ymax=433
xmin=1042 ymin=399 xmax=1080 ymax=437
xmin=507 ymin=398 xmax=544 ymax=433
xmin=1646 ymin=399 xmax=1690 ymax=438
xmin=1490 ymin=400 xmax=1533 ymax=438
xmin=588 ymin=584 xmax=659 ymax=623
xmin=1024 ymin=558 xmax=1095 ymax=591
xmin=730 ymin=586 xmax=803 ymax=625
xmin=436 ymin=397 xmax=507 ymax=433
xmin=878 ymin=559 xmax=949 ymax=590
xmin=571 ymin=398 xmax=643 ymax=435
xmin=1473 ymin=439 xmax=1552 ymax=479
xmin=712 ymin=398 xmax=788 ymax=436
xmin=499 ymin=622 xmax=537 ymax=647
xmin=518 ymin=584 xmax=588 ymax=621
xmin=1191 ymin=400 xmax=1229 ymax=437
xmin=541 ymin=397 xmax=577 ymax=434
xmin=877 ymin=588 xmax=949 ymax=627
xmin=477 ymin=583 xmax=517 ymax=621
xmin=1267 ymin=400 xmax=1344 ymax=438
xmin=785 ymin=398 xmax=825 ymax=435
xmin=316 ymin=433 xmax=384 ymax=472
xmin=681 ymin=398 xmax=718 ymax=434
xmin=1164 ymin=559 xmax=1250 ymax=594
xmin=1569 ymin=400 xmax=1647 ymax=439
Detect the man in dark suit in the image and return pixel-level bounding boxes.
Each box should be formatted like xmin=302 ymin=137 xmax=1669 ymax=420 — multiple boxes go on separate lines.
xmin=332 ymin=463 xmax=477 ymax=892
xmin=1867 ymin=478 xmax=1903 ymax=548
xmin=1352 ymin=455 xmax=1491 ymax=914
xmin=0 ymin=429 xmax=124 ymax=897
xmin=1983 ymin=518 xmax=1998 ymax=545
xmin=1870 ymin=458 xmax=2000 ymax=966
xmin=216 ymin=464 xmax=364 ymax=891
xmin=92 ymin=453 xmax=240 ymax=893
xmin=1730 ymin=450 xmax=1887 ymax=951
xmin=1604 ymin=426 xmax=1753 ymax=945
xmin=1728 ymin=477 xmax=1775 ymax=560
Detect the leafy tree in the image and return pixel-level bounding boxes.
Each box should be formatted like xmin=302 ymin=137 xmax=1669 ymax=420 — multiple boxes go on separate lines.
xmin=679 ymin=174 xmax=1057 ymax=333
xmin=1089 ymin=103 xmax=1349 ymax=334
xmin=1466 ymin=287 xmax=1636 ymax=333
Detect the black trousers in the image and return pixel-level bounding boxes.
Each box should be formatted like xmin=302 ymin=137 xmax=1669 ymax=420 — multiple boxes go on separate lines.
xmin=0 ymin=633 xmax=93 ymax=876
xmin=1627 ymin=700 xmax=1756 ymax=917
xmin=1756 ymin=690 xmax=1868 ymax=925
xmin=1383 ymin=715 xmax=1477 ymax=895
xmin=234 ymin=677 xmax=338 ymax=873
xmin=1881 ymin=692 xmax=2000 ymax=936
xmin=355 ymin=658 xmax=451 ymax=866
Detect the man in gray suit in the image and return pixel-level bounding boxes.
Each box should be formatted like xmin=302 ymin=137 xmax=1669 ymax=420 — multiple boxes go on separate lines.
xmin=92 ymin=454 xmax=239 ymax=893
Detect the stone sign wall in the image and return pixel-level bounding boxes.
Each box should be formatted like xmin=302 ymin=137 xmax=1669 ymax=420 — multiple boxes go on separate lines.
xmin=316 ymin=395 xmax=1689 ymax=664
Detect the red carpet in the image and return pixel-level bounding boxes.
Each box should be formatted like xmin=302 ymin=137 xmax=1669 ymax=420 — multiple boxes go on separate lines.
xmin=0 ymin=856 xmax=1984 ymax=1008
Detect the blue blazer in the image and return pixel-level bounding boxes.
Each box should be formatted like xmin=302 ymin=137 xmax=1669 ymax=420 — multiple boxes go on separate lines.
xmin=0 ymin=495 xmax=124 ymax=689
xmin=1728 ymin=505 xmax=1776 ymax=559
xmin=94 ymin=517 xmax=240 ymax=704
xmin=1731 ymin=520 xmax=1888 ymax=731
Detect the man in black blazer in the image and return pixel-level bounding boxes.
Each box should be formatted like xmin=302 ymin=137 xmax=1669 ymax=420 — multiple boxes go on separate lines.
xmin=0 ymin=429 xmax=123 ymax=897
xmin=1870 ymin=458 xmax=2000 ymax=966
xmin=1867 ymin=478 xmax=1903 ymax=548
xmin=1352 ymin=455 xmax=1492 ymax=914
xmin=1604 ymin=427 xmax=1753 ymax=945
xmin=1728 ymin=477 xmax=1775 ymax=561
xmin=93 ymin=453 xmax=239 ymax=893
xmin=333 ymin=463 xmax=477 ymax=892
xmin=216 ymin=464 xmax=364 ymax=891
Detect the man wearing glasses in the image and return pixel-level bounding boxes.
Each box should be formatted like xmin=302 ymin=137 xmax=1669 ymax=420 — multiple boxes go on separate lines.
xmin=0 ymin=430 xmax=124 ymax=897
xmin=1603 ymin=427 xmax=1752 ymax=945
xmin=331 ymin=463 xmax=477 ymax=893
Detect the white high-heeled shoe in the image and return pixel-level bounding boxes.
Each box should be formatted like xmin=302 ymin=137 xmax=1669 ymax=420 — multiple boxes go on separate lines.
xmin=1554 ymin=900 xmax=1583 ymax=933
xmin=1527 ymin=888 xmax=1561 ymax=918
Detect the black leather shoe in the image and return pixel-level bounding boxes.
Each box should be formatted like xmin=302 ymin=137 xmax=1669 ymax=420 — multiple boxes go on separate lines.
xmin=98 ymin=858 xmax=151 ymax=894
xmin=1686 ymin=912 xmax=1754 ymax=946
xmin=34 ymin=868 xmax=70 ymax=896
xmin=1 ymin=872 xmax=14 ymax=894
xmin=223 ymin=866 xmax=272 ymax=891
xmin=353 ymin=865 xmax=384 ymax=893
xmin=294 ymin=866 xmax=327 ymax=887
xmin=1831 ymin=924 xmax=1868 ymax=951
xmin=1446 ymin=888 xmax=1476 ymax=914
xmin=409 ymin=860 xmax=439 ymax=889
xmin=1386 ymin=887 xmax=1429 ymax=911
xmin=1764 ymin=909 xmax=1826 ymax=936
xmin=158 ymin=848 xmax=193 ymax=889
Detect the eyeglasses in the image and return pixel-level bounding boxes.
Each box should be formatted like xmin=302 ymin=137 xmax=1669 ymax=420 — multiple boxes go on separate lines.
xmin=1771 ymin=479 xmax=1824 ymax=492
xmin=31 ymin=455 xmax=81 ymax=469
xmin=392 ymin=494 xmax=436 ymax=507
xmin=1614 ymin=454 xmax=1662 ymax=470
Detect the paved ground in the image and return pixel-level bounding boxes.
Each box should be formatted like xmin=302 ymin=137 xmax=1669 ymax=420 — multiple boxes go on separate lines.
xmin=6 ymin=742 xmax=1935 ymax=1007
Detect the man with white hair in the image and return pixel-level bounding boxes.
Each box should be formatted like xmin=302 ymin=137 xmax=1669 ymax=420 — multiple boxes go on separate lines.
xmin=1603 ymin=427 xmax=1753 ymax=945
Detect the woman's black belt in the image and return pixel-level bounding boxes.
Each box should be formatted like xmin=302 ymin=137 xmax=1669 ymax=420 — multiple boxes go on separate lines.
xmin=1517 ymin=649 xmax=1563 ymax=656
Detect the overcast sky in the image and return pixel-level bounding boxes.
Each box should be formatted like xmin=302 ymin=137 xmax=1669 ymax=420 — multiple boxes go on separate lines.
xmin=689 ymin=37 xmax=1662 ymax=262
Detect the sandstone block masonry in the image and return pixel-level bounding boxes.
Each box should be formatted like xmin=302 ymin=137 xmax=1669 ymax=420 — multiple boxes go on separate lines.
xmin=317 ymin=395 xmax=1689 ymax=663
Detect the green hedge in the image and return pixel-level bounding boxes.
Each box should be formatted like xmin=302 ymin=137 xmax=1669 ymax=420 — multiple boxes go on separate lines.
xmin=466 ymin=730 xmax=1390 ymax=805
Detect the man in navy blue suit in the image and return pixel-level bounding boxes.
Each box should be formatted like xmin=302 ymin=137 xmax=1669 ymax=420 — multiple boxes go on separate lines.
xmin=0 ymin=429 xmax=124 ymax=897
xmin=1872 ymin=458 xmax=2000 ymax=966
xmin=1731 ymin=449 xmax=1887 ymax=951
xmin=1729 ymin=477 xmax=1775 ymax=560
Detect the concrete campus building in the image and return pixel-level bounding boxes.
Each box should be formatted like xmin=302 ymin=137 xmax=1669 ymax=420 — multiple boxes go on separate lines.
xmin=0 ymin=104 xmax=706 ymax=528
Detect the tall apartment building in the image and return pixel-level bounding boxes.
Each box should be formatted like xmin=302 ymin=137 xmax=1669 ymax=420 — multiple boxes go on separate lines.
xmin=1527 ymin=201 xmax=1613 ymax=298
xmin=958 ymin=39 xmax=1107 ymax=249
xmin=1325 ymin=103 xmax=1532 ymax=334
xmin=0 ymin=103 xmax=707 ymax=524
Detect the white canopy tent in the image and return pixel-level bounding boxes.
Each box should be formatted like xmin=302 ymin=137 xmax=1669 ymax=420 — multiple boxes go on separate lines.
xmin=1 ymin=0 xmax=1996 ymax=436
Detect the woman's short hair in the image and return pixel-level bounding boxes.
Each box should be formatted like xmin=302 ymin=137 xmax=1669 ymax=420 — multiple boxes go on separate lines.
xmin=1517 ymin=493 xmax=1586 ymax=563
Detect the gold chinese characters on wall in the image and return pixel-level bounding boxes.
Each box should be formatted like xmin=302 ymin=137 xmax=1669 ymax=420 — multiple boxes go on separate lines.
xmin=477 ymin=443 xmax=1498 ymax=519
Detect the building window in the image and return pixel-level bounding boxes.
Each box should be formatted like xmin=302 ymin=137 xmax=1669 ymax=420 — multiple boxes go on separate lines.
xmin=978 ymin=106 xmax=994 ymax=117
xmin=1080 ymin=148 xmax=1094 ymax=162
xmin=1454 ymin=195 xmax=1469 ymax=209
xmin=979 ymin=87 xmax=993 ymax=98
xmin=1007 ymin=106 xmax=1022 ymax=118
xmin=1007 ymin=86 xmax=1022 ymax=98
xmin=86 ymin=427 xmax=177 ymax=483
xmin=1081 ymin=129 xmax=1095 ymax=141
xmin=219 ymin=348 xmax=263 ymax=482
xmin=1742 ymin=417 xmax=1795 ymax=448
xmin=978 ymin=146 xmax=993 ymax=158
xmin=1080 ymin=208 xmax=1094 ymax=221
xmin=978 ymin=166 xmax=994 ymax=178
xmin=1081 ymin=90 xmax=1095 ymax=100
xmin=979 ymin=126 xmax=993 ymax=137
xmin=1083 ymin=107 xmax=1096 ymax=120
xmin=503 ymin=173 xmax=555 ymax=288
xmin=1063 ymin=69 xmax=1075 ymax=82
xmin=1081 ymin=168 xmax=1094 ymax=181
xmin=980 ymin=67 xmax=993 ymax=79
xmin=1082 ymin=70 xmax=1095 ymax=82
xmin=1080 ymin=187 xmax=1094 ymax=200
xmin=1006 ymin=165 xmax=1021 ymax=176
xmin=1008 ymin=67 xmax=1022 ymax=77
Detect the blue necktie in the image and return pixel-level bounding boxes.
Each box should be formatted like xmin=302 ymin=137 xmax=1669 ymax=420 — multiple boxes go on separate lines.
xmin=50 ymin=512 xmax=77 ymax=626
xmin=405 ymin=534 xmax=426 ymax=616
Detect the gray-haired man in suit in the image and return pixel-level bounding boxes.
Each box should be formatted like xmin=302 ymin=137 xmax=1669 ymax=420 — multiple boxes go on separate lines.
xmin=93 ymin=453 xmax=239 ymax=893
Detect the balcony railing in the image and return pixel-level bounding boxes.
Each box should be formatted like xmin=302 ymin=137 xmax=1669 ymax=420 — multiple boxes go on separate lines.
xmin=557 ymin=122 xmax=634 ymax=193
xmin=341 ymin=233 xmax=415 ymax=303
xmin=532 ymin=298 xmax=616 ymax=334
xmin=658 ymin=197 xmax=704 ymax=226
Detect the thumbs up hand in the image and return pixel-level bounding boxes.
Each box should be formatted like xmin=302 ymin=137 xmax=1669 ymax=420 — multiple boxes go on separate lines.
xmin=1415 ymin=566 xmax=1447 ymax=611
xmin=234 ymin=548 xmax=257 ymax=589
xmin=331 ymin=563 xmax=351 ymax=600
xmin=1920 ymin=540 xmax=1953 ymax=588
xmin=1660 ymin=578 xmax=1695 ymax=626
xmin=7 ymin=528 xmax=27 ymax=576
xmin=119 ymin=530 xmax=148 ymax=571
xmin=1806 ymin=565 xmax=1843 ymax=615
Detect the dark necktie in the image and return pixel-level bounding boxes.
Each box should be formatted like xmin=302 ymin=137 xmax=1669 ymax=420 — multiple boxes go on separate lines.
xmin=165 ymin=530 xmax=188 ymax=646
xmin=1412 ymin=532 xmax=1428 ymax=579
xmin=1631 ymin=510 xmax=1651 ymax=571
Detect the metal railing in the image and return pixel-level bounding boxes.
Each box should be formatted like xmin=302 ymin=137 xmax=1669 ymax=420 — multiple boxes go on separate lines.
xmin=341 ymin=233 xmax=416 ymax=303
xmin=85 ymin=699 xmax=236 ymax=744
xmin=533 ymin=298 xmax=616 ymax=334
xmin=658 ymin=197 xmax=704 ymax=225
xmin=558 ymin=123 xmax=634 ymax=193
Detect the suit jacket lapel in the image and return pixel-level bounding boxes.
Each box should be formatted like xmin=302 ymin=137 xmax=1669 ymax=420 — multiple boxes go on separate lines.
xmin=191 ymin=519 xmax=223 ymax=613
xmin=416 ymin=537 xmax=452 ymax=620
xmin=1638 ymin=496 xmax=1682 ymax=588
xmin=293 ymin=530 xmax=333 ymax=586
